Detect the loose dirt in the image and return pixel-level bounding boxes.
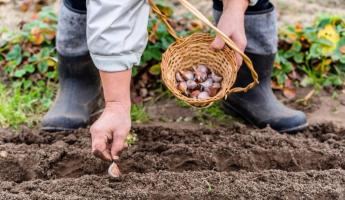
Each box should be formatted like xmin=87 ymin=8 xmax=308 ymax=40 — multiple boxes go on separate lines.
xmin=1 ymin=123 xmax=345 ymax=199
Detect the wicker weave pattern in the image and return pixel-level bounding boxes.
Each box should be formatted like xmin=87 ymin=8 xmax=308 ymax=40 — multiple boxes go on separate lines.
xmin=162 ymin=33 xmax=237 ymax=107
xmin=149 ymin=0 xmax=259 ymax=107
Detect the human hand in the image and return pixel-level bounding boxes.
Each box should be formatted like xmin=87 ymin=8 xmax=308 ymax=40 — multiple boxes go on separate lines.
xmin=90 ymin=101 xmax=131 ymax=161
xmin=211 ymin=0 xmax=249 ymax=66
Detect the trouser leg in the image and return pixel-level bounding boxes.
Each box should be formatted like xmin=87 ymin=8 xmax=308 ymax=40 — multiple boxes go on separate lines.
xmin=41 ymin=1 xmax=102 ymax=131
xmin=213 ymin=1 xmax=308 ymax=133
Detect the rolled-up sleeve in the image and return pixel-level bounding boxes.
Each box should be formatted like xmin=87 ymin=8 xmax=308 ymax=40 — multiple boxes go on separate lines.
xmin=86 ymin=0 xmax=150 ymax=72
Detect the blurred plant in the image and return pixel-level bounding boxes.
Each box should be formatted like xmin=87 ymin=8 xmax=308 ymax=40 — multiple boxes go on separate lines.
xmin=0 ymin=7 xmax=57 ymax=128
xmin=0 ymin=7 xmax=58 ymax=87
xmin=273 ymin=15 xmax=345 ymax=99
xmin=131 ymin=104 xmax=150 ymax=123
xmin=0 ymin=83 xmax=54 ymax=128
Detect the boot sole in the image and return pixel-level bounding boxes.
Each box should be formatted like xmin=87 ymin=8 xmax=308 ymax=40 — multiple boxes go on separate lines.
xmin=41 ymin=126 xmax=77 ymax=132
xmin=41 ymin=98 xmax=104 ymax=133
xmin=221 ymin=101 xmax=308 ymax=134
xmin=41 ymin=110 xmax=103 ymax=132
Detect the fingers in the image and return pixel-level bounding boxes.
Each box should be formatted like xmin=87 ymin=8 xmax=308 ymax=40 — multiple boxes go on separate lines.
xmin=91 ymin=127 xmax=112 ymax=161
xmin=111 ymin=130 xmax=128 ymax=160
xmin=231 ymin=33 xmax=247 ymax=67
xmin=211 ymin=35 xmax=226 ymax=50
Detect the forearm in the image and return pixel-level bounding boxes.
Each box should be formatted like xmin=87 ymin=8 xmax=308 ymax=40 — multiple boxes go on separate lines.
xmin=222 ymin=0 xmax=249 ymax=12
xmin=99 ymin=70 xmax=131 ymax=107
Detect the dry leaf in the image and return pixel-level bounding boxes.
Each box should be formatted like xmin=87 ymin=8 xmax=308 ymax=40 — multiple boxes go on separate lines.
xmin=283 ymin=87 xmax=297 ymax=99
xmin=339 ymin=45 xmax=345 ymax=54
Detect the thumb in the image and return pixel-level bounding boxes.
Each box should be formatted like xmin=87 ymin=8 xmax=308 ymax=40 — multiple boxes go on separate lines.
xmin=111 ymin=132 xmax=127 ymax=160
xmin=211 ymin=35 xmax=225 ymax=50
xmin=92 ymin=136 xmax=112 ymax=161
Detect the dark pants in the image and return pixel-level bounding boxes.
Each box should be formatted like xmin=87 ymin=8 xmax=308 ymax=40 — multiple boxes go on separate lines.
xmin=63 ymin=0 xmax=86 ymax=13
xmin=64 ymin=0 xmax=271 ymax=14
xmin=213 ymin=0 xmax=271 ymax=12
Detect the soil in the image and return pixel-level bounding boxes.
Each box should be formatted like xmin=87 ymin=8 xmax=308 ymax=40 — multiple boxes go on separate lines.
xmin=1 ymin=1 xmax=345 ymax=199
xmin=1 ymin=122 xmax=345 ymax=199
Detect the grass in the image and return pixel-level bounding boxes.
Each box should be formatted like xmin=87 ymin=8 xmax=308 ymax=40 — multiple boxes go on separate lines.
xmin=131 ymin=104 xmax=150 ymax=123
xmin=0 ymin=83 xmax=55 ymax=129
xmin=194 ymin=102 xmax=235 ymax=127
xmin=0 ymin=80 xmax=151 ymax=129
xmin=175 ymin=99 xmax=235 ymax=127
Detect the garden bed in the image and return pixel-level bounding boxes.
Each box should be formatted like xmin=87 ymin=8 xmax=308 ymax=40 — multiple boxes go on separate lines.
xmin=0 ymin=123 xmax=345 ymax=199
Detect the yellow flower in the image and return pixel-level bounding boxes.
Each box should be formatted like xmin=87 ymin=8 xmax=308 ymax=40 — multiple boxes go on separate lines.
xmin=317 ymin=24 xmax=340 ymax=55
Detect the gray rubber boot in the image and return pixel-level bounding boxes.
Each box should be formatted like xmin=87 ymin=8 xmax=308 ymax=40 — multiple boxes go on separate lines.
xmin=41 ymin=3 xmax=102 ymax=131
xmin=214 ymin=4 xmax=308 ymax=133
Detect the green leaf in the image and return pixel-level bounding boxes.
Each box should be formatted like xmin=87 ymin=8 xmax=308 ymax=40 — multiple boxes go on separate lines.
xmin=38 ymin=61 xmax=48 ymax=73
xmin=340 ymin=56 xmax=345 ymax=64
xmin=291 ymin=41 xmax=302 ymax=52
xmin=293 ymin=53 xmax=304 ymax=64
xmin=14 ymin=69 xmax=27 ymax=78
xmin=142 ymin=46 xmax=162 ymax=62
xmin=309 ymin=44 xmax=322 ymax=59
xmin=24 ymin=64 xmax=35 ymax=73
xmin=23 ymin=80 xmax=32 ymax=89
xmin=318 ymin=38 xmax=333 ymax=47
xmin=149 ymin=63 xmax=161 ymax=75
xmin=6 ymin=44 xmax=22 ymax=62
xmin=132 ymin=68 xmax=138 ymax=77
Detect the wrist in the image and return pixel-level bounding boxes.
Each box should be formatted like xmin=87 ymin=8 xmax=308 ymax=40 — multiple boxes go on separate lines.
xmin=99 ymin=69 xmax=132 ymax=108
xmin=104 ymin=101 xmax=131 ymax=114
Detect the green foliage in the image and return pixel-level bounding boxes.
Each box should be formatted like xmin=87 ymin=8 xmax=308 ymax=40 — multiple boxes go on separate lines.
xmin=131 ymin=104 xmax=150 ymax=123
xmin=0 ymin=7 xmax=57 ymax=128
xmin=274 ymin=15 xmax=345 ymax=91
xmin=125 ymin=133 xmax=138 ymax=146
xmin=136 ymin=2 xmax=205 ymax=77
xmin=0 ymin=7 xmax=58 ymax=86
xmin=194 ymin=102 xmax=234 ymax=126
xmin=0 ymin=83 xmax=55 ymax=129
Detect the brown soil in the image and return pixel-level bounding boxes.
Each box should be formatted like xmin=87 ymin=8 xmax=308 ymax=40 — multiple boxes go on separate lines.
xmin=1 ymin=123 xmax=345 ymax=199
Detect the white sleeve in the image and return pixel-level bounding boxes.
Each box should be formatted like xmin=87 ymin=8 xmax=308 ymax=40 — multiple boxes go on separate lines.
xmin=86 ymin=0 xmax=150 ymax=72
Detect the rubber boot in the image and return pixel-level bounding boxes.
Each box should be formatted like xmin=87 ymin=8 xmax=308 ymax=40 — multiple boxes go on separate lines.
xmin=213 ymin=2 xmax=308 ymax=133
xmin=222 ymin=53 xmax=308 ymax=133
xmin=41 ymin=2 xmax=102 ymax=131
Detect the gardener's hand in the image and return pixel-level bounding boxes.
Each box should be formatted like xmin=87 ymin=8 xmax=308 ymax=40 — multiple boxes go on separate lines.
xmin=211 ymin=0 xmax=249 ymax=66
xmin=90 ymin=102 xmax=131 ymax=161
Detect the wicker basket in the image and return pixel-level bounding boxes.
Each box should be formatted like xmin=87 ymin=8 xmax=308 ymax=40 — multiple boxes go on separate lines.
xmin=149 ymin=0 xmax=259 ymax=107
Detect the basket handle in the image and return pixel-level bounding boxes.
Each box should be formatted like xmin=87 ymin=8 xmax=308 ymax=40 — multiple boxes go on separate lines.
xmin=148 ymin=0 xmax=259 ymax=93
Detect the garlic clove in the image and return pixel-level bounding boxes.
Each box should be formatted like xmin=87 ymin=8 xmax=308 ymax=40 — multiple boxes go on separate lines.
xmin=176 ymin=72 xmax=184 ymax=82
xmin=191 ymin=90 xmax=201 ymax=98
xmin=180 ymin=70 xmax=194 ymax=81
xmin=200 ymin=78 xmax=213 ymax=90
xmin=212 ymin=82 xmax=221 ymax=89
xmin=186 ymin=80 xmax=198 ymax=90
xmin=198 ymin=91 xmax=210 ymax=100
xmin=108 ymin=162 xmax=121 ymax=178
xmin=197 ymin=64 xmax=208 ymax=74
xmin=177 ymin=82 xmax=187 ymax=94
xmin=206 ymin=86 xmax=219 ymax=97
xmin=194 ymin=71 xmax=207 ymax=83
xmin=211 ymin=72 xmax=223 ymax=82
